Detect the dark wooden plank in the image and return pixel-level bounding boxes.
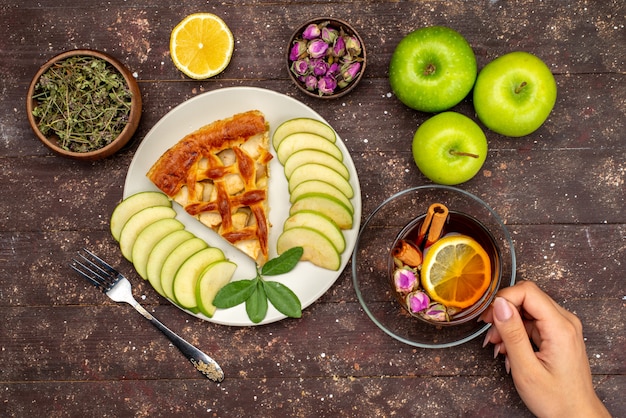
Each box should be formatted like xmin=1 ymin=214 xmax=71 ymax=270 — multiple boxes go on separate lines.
xmin=1 ymin=376 xmax=624 ymax=417
xmin=0 ymin=297 xmax=622 ymax=382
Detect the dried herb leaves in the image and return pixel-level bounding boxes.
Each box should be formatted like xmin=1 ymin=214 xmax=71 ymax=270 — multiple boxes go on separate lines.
xmin=31 ymin=55 xmax=133 ymax=153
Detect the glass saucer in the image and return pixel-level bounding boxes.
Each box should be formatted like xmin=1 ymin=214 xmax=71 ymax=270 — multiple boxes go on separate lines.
xmin=352 ymin=185 xmax=516 ymax=348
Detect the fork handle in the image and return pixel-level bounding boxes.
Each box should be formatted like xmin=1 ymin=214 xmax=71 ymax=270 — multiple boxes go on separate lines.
xmin=132 ymin=303 xmax=224 ymax=382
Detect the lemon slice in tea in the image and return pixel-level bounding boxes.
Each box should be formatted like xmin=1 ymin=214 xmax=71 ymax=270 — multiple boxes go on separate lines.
xmin=421 ymin=234 xmax=491 ymax=309
xmin=170 ymin=13 xmax=234 ymax=79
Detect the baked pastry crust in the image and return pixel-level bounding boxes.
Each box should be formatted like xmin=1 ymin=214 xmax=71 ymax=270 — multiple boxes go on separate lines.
xmin=147 ymin=110 xmax=272 ymax=265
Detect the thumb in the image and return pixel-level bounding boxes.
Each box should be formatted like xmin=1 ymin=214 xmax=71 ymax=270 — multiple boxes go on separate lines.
xmin=492 ymin=297 xmax=540 ymax=374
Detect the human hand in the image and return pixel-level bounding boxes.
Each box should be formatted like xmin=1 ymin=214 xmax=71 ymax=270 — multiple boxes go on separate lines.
xmin=480 ymin=281 xmax=610 ymax=417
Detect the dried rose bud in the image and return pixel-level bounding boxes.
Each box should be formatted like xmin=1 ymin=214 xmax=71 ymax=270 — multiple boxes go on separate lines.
xmin=344 ymin=35 xmax=362 ymax=57
xmin=422 ymin=303 xmax=449 ymax=322
xmin=310 ymin=58 xmax=329 ymax=76
xmin=302 ymin=23 xmax=321 ymax=40
xmin=321 ymin=26 xmax=339 ymax=43
xmin=304 ymin=75 xmax=317 ymax=91
xmin=407 ymin=291 xmax=430 ymax=313
xmin=393 ymin=267 xmax=417 ymax=293
xmin=289 ymin=39 xmax=308 ymax=61
xmin=332 ymin=36 xmax=346 ymax=57
xmin=307 ymin=39 xmax=329 ymax=59
xmin=317 ymin=75 xmax=337 ymax=95
xmin=290 ymin=59 xmax=310 ymax=77
xmin=327 ymin=62 xmax=341 ymax=77
xmin=341 ymin=61 xmax=361 ymax=84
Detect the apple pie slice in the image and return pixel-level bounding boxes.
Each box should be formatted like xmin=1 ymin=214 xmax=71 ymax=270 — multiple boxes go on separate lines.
xmin=147 ymin=110 xmax=272 ymax=265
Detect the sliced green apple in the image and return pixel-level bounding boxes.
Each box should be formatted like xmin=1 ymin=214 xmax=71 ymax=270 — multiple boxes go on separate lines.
xmin=288 ymin=163 xmax=354 ymax=199
xmin=284 ymin=149 xmax=349 ymax=180
xmin=284 ymin=210 xmax=346 ymax=253
xmin=277 ymin=227 xmax=341 ymax=271
xmin=110 ymin=191 xmax=171 ymax=242
xmin=289 ymin=193 xmax=353 ymax=230
xmin=272 ymin=118 xmax=336 ymax=149
xmin=159 ymin=237 xmax=208 ymax=302
xmin=276 ymin=132 xmax=343 ymax=164
xmin=172 ymin=247 xmax=226 ymax=310
xmin=146 ymin=230 xmax=194 ymax=297
xmin=132 ymin=218 xmax=185 ymax=280
xmin=119 ymin=206 xmax=177 ymax=261
xmin=195 ymin=260 xmax=238 ymax=318
xmin=290 ymin=180 xmax=354 ymax=215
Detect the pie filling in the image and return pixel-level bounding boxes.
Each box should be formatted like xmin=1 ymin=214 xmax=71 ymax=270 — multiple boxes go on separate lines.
xmin=147 ymin=110 xmax=272 ymax=265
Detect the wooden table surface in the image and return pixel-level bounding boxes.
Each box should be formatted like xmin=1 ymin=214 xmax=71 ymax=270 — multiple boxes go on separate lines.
xmin=1 ymin=1 xmax=624 ymax=416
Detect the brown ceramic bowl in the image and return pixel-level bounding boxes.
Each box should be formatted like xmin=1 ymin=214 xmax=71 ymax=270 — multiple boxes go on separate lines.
xmin=26 ymin=49 xmax=142 ymax=160
xmin=287 ymin=17 xmax=366 ymax=99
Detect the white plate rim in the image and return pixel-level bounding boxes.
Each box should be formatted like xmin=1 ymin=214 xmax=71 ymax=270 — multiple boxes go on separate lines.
xmin=123 ymin=86 xmax=362 ymax=326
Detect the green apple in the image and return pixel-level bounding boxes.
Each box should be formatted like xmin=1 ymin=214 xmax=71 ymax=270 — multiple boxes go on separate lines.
xmin=389 ymin=26 xmax=477 ymax=113
xmin=284 ymin=149 xmax=349 ymax=180
xmin=110 ymin=191 xmax=171 ymax=242
xmin=172 ymin=247 xmax=225 ymax=310
xmin=132 ymin=218 xmax=185 ymax=280
xmin=412 ymin=112 xmax=487 ymax=185
xmin=288 ymin=163 xmax=354 ymax=199
xmin=277 ymin=227 xmax=341 ymax=271
xmin=195 ymin=260 xmax=237 ymax=318
xmin=118 ymin=205 xmax=177 ymax=261
xmin=290 ymin=180 xmax=354 ymax=215
xmin=272 ymin=118 xmax=336 ymax=149
xmin=159 ymin=237 xmax=208 ymax=302
xmin=289 ymin=193 xmax=353 ymax=230
xmin=146 ymin=229 xmax=195 ymax=297
xmin=276 ymin=132 xmax=343 ymax=164
xmin=473 ymin=51 xmax=557 ymax=137
xmin=284 ymin=210 xmax=346 ymax=253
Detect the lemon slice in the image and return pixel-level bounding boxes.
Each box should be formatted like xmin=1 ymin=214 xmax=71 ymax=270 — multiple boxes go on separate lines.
xmin=421 ymin=234 xmax=491 ymax=309
xmin=170 ymin=13 xmax=234 ymax=79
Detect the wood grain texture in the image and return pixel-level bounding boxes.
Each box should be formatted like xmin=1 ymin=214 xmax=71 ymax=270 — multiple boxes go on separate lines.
xmin=1 ymin=0 xmax=624 ymax=416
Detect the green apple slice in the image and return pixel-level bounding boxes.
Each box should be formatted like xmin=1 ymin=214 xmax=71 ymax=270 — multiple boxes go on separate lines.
xmin=146 ymin=230 xmax=194 ymax=297
xmin=132 ymin=218 xmax=185 ymax=280
xmin=195 ymin=260 xmax=238 ymax=318
xmin=284 ymin=210 xmax=346 ymax=253
xmin=277 ymin=227 xmax=341 ymax=271
xmin=272 ymin=118 xmax=336 ymax=149
xmin=110 ymin=191 xmax=171 ymax=241
xmin=284 ymin=149 xmax=350 ymax=180
xmin=289 ymin=180 xmax=354 ymax=215
xmin=276 ymin=132 xmax=343 ymax=164
xmin=119 ymin=206 xmax=177 ymax=261
xmin=289 ymin=193 xmax=353 ymax=230
xmin=172 ymin=247 xmax=226 ymax=310
xmin=159 ymin=238 xmax=208 ymax=302
xmin=288 ymin=163 xmax=354 ymax=199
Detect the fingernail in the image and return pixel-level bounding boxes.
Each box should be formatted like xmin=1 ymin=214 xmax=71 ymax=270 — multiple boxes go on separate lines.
xmin=505 ymin=355 xmax=511 ymax=374
xmin=482 ymin=328 xmax=491 ymax=348
xmin=493 ymin=343 xmax=501 ymax=359
xmin=493 ymin=297 xmax=513 ymax=322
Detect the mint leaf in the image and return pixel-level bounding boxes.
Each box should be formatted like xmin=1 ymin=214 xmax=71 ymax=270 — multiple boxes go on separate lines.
xmin=263 ymin=280 xmax=302 ymax=318
xmin=213 ymin=279 xmax=257 ymax=309
xmin=262 ymin=247 xmax=303 ymax=276
xmin=214 ymin=248 xmax=304 ymax=323
xmin=246 ymin=280 xmax=268 ymax=324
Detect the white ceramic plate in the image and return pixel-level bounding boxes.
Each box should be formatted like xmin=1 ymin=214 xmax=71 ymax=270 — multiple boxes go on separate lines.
xmin=124 ymin=87 xmax=361 ymax=326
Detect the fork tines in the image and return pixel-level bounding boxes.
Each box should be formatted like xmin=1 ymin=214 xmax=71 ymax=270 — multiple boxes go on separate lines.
xmin=71 ymin=248 xmax=121 ymax=292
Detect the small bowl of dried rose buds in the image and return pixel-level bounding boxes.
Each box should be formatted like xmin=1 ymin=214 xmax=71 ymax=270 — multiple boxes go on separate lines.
xmin=287 ymin=17 xmax=366 ymax=99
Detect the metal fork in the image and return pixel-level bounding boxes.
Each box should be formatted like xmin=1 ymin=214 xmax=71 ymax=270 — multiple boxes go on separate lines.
xmin=71 ymin=248 xmax=224 ymax=382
